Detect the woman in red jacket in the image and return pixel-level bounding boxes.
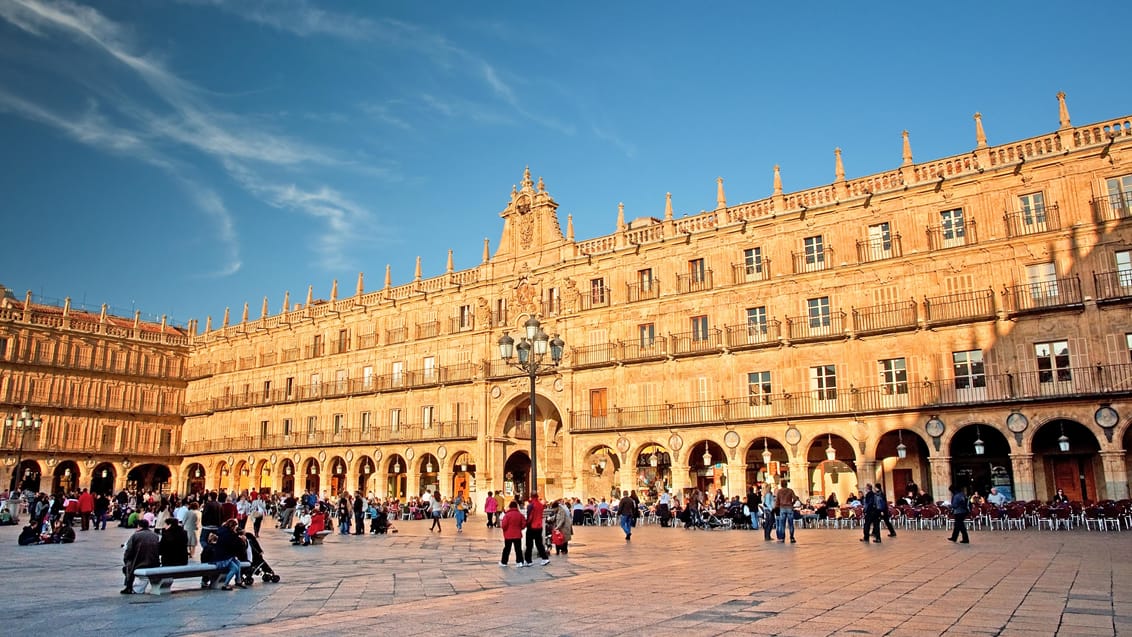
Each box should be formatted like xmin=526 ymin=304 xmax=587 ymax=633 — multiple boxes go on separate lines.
xmin=498 ymin=501 xmax=524 ymax=567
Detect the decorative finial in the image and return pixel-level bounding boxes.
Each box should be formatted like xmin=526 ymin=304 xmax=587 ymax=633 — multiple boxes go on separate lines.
xmin=205 ymin=315 xmax=212 ymax=332
xmin=62 ymin=297 xmax=71 ymax=318
xmin=617 ymin=202 xmax=625 ymax=230
xmin=446 ymin=249 xmax=454 ymax=273
xmin=305 ymin=285 xmax=313 ymax=308
xmin=99 ymin=303 xmax=107 ymax=323
xmin=537 ymin=176 xmax=545 ymax=192
xmin=222 ymin=307 xmax=230 ymax=328
xmin=261 ymin=296 xmax=269 ymax=318
xmin=522 ymin=166 xmax=532 ymax=189
xmin=330 ymin=279 xmax=338 ymax=302
xmin=241 ymin=302 xmax=249 ymax=323
xmin=414 ymin=256 xmax=422 ymax=280
xmin=356 ymin=272 xmax=364 ymax=296
xmin=567 ymin=214 xmax=575 ymax=241
xmin=902 ymin=130 xmax=913 ymax=166
xmin=664 ymin=192 xmax=673 ymax=221
xmin=482 ymin=238 xmax=490 ymax=264
xmin=716 ymin=177 xmax=726 ymax=209
xmin=834 ymin=148 xmax=845 ymax=182
xmin=133 ymin=310 xmax=141 ymax=329
xmin=1057 ymin=91 xmax=1071 ymax=129
xmin=773 ymin=165 xmax=783 ymax=196
xmin=282 ymin=291 xmax=290 ymax=313
xmin=974 ymin=112 xmax=987 ymax=148
xmin=384 ymin=264 xmax=392 ymax=289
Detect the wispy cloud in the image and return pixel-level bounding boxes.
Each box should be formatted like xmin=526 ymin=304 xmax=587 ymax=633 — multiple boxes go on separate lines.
xmin=0 ymin=0 xmax=379 ymax=275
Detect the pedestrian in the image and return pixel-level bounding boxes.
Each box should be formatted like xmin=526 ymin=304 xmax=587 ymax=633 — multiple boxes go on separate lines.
xmin=484 ymin=491 xmax=498 ymax=528
xmin=453 ymin=493 xmax=467 ymax=533
xmin=353 ymin=492 xmax=365 ymax=536
xmin=249 ymin=494 xmax=268 ymax=537
xmin=498 ymin=501 xmax=524 ymax=567
xmin=656 ymin=489 xmax=672 ymax=527
xmin=77 ymin=489 xmax=94 ymax=531
xmin=523 ymin=491 xmax=550 ymax=566
xmin=861 ymin=483 xmax=881 ymax=543
xmin=875 ymin=484 xmax=896 ymax=537
xmin=760 ymin=484 xmax=775 ymax=541
xmin=617 ymin=490 xmax=637 ymax=541
xmin=429 ymin=491 xmax=443 ymax=532
xmin=121 ymin=519 xmax=160 ymax=594
xmin=550 ymin=498 xmax=573 ymax=554
xmin=158 ymin=518 xmax=190 ymax=566
xmin=947 ymin=485 xmax=970 ymax=544
xmin=774 ymin=479 xmax=798 ymax=543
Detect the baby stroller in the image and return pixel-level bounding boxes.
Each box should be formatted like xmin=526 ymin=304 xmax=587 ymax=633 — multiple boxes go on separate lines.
xmin=242 ymin=533 xmax=281 ymax=584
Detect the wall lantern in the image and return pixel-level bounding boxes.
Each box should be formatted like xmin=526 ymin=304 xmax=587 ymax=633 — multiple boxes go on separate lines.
xmin=896 ymin=430 xmax=907 ymax=459
xmin=825 ymin=435 xmax=836 ymax=461
xmin=973 ymin=425 xmax=985 ymax=456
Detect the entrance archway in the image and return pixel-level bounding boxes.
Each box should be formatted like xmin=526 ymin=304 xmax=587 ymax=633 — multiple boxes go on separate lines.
xmin=11 ymin=459 xmax=41 ymax=493
xmin=280 ymin=459 xmax=296 ymax=494
xmin=185 ymin=463 xmax=206 ymax=494
xmin=949 ymin=424 xmax=1012 ymax=497
xmin=91 ymin=463 xmax=116 ymax=496
xmin=328 ymin=456 xmax=347 ymax=496
xmin=502 ymin=451 xmax=531 ymax=498
xmin=635 ymin=444 xmax=671 ymax=501
xmin=386 ymin=455 xmax=406 ymax=499
xmin=876 ymin=429 xmax=932 ymax=501
xmin=452 ymin=452 xmax=475 ymax=500
xmin=52 ymin=461 xmax=80 ymax=494
xmin=745 ymin=437 xmax=787 ymax=492
xmin=357 ymin=456 xmax=376 ymax=495
xmin=689 ymin=440 xmax=728 ymax=497
xmin=126 ymin=463 xmax=171 ymax=493
xmin=583 ymin=445 xmax=618 ymax=501
xmin=1035 ymin=419 xmax=1101 ymax=502
xmin=419 ymin=454 xmax=439 ymax=496
xmin=498 ymin=391 xmax=565 ymax=497
xmin=808 ymin=434 xmax=857 ymax=502
xmin=303 ymin=459 xmax=321 ymax=495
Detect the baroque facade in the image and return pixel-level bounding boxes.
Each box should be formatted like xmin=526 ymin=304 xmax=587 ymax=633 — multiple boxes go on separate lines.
xmin=4 ymin=93 xmax=1132 ymax=506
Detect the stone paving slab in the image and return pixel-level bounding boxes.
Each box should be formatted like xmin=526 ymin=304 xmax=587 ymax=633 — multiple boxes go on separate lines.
xmin=1 ymin=518 xmax=1130 ymax=636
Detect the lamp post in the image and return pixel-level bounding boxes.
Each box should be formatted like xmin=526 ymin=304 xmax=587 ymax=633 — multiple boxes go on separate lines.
xmin=5 ymin=407 xmax=42 ymax=493
xmin=498 ymin=317 xmax=565 ymax=497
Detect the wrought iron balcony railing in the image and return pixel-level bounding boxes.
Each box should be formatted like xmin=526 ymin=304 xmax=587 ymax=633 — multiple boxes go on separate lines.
xmin=1001 ymin=276 xmax=1083 ymax=315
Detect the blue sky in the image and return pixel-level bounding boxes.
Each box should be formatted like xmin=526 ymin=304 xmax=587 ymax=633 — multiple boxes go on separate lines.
xmin=0 ymin=0 xmax=1128 ymax=327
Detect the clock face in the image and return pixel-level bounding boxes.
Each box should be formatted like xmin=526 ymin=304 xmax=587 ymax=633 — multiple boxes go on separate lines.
xmin=784 ymin=427 xmax=801 ymax=445
xmin=616 ymin=437 xmax=630 ymax=453
xmin=1006 ymin=412 xmax=1029 ymax=433
xmin=1096 ymin=407 xmax=1119 ymax=428
xmin=724 ymin=431 xmax=741 ymax=449
xmin=925 ymin=418 xmax=945 ymax=438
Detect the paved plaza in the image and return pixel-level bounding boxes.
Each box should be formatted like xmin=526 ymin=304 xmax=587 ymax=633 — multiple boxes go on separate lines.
xmin=2 ymin=515 xmax=1130 ymax=636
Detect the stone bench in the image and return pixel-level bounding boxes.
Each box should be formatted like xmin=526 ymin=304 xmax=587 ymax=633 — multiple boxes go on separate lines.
xmin=133 ymin=561 xmax=251 ymax=595
xmin=285 ymin=529 xmax=331 ymax=545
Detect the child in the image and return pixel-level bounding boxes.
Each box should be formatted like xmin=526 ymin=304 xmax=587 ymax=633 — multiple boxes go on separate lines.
xmin=498 ymin=501 xmax=524 ymax=567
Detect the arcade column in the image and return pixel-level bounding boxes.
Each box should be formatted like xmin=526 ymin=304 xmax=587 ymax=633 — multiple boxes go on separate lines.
xmin=928 ymin=455 xmax=951 ymax=503
xmin=1099 ymin=450 xmax=1129 ymax=500
xmin=1009 ymin=453 xmax=1036 ymax=502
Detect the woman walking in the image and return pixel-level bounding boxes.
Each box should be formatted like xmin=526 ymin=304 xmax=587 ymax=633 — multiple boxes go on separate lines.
xmin=484 ymin=491 xmax=498 ymax=528
xmin=429 ymin=491 xmax=443 ymax=533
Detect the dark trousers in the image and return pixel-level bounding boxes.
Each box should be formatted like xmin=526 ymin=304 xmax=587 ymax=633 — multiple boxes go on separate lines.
xmin=486 ymin=511 xmax=496 ymax=527
xmin=252 ymin=515 xmax=264 ymax=536
xmin=524 ymin=527 xmax=547 ymax=563
xmin=500 ymin=538 xmax=522 ymax=564
xmin=354 ymin=512 xmax=364 ymax=534
xmin=763 ymin=509 xmax=774 ymax=539
xmin=863 ymin=512 xmax=881 ymax=540
xmin=80 ymin=512 xmax=91 ymax=531
xmin=881 ymin=510 xmax=896 ymax=536
xmin=949 ymin=513 xmax=969 ymax=542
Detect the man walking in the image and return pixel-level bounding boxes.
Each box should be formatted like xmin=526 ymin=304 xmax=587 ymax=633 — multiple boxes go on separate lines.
xmin=77 ymin=488 xmax=94 ymax=531
xmin=947 ymin=485 xmax=970 ymax=544
xmin=875 ymin=484 xmax=896 ymax=537
xmin=617 ymin=491 xmax=637 ymax=541
xmin=861 ymin=483 xmax=882 ymax=543
xmin=522 ymin=491 xmax=550 ymax=566
xmin=774 ymin=479 xmax=798 ymax=543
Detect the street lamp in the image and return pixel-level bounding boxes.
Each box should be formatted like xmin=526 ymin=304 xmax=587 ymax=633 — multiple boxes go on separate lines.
xmin=5 ymin=407 xmax=42 ymax=493
xmin=498 ymin=317 xmax=564 ymax=497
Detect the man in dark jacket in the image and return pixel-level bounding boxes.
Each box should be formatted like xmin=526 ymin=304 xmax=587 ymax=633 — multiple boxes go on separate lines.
xmin=861 ymin=483 xmax=881 ymax=543
xmin=617 ymin=492 xmax=638 ymax=541
xmin=200 ymin=491 xmax=222 ymax=544
xmin=122 ymin=519 xmax=160 ymax=594
xmin=353 ymin=492 xmax=365 ymax=535
xmin=159 ymin=518 xmax=189 ymax=566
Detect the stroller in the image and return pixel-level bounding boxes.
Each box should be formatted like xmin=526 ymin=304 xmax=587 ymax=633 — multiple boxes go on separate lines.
xmin=242 ymin=533 xmax=281 ymax=584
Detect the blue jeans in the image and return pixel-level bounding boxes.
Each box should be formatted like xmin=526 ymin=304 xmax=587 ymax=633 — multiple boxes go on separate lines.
xmin=620 ymin=514 xmax=633 ymax=537
xmin=219 ymin=557 xmax=241 ymax=585
xmin=454 ymin=509 xmax=466 ymax=530
xmin=776 ymin=508 xmax=795 ymax=540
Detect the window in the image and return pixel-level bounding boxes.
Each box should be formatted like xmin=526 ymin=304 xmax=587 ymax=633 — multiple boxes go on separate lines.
xmin=259 ymin=420 xmax=269 ymax=438
xmin=952 ymin=350 xmax=986 ymax=389
xmin=590 ymin=388 xmax=607 ymax=424
xmin=689 ymin=258 xmax=706 ymax=283
xmin=1019 ymin=192 xmax=1047 ymax=229
xmin=743 ymin=247 xmax=763 ymax=275
xmin=285 ymin=377 xmax=294 ymax=398
xmin=867 ymin=222 xmax=892 ymax=259
xmin=691 ymin=315 xmax=709 ymax=341
xmin=878 ymin=358 xmax=908 ymax=395
xmin=495 ymin=298 xmax=507 ymax=325
xmin=807 ymin=297 xmax=831 ymax=328
xmin=392 ymin=361 xmax=404 ymax=386
xmin=333 ymin=413 xmax=344 ymax=435
xmin=363 ymin=365 xmax=374 ymax=390
xmin=1117 ymin=250 xmax=1132 ymax=287
xmin=1127 ymin=333 xmax=1132 ymax=362
xmin=311 ymin=334 xmax=322 ymax=358
xmin=638 ymin=268 xmax=654 ymax=291
xmin=309 ymin=373 xmax=320 ymax=396
xmin=262 ymin=379 xmax=271 ymax=400
xmin=390 ymin=408 xmax=401 ymax=431
xmin=423 ymin=356 xmax=436 ymax=383
xmin=360 ymin=411 xmax=371 ymax=433
xmin=940 ymin=208 xmax=965 ymax=246
xmin=337 ymin=329 xmax=348 ymax=353
xmin=1035 ymin=341 xmax=1071 ymax=383
xmin=746 ymin=306 xmax=767 ymax=335
xmin=638 ymin=323 xmax=655 ymax=348
xmin=283 ymin=418 xmax=292 ymax=436
xmin=803 ymin=235 xmax=825 ymax=266
xmin=1026 ymin=262 xmax=1058 ymax=299
xmin=422 ymin=405 xmax=434 ymax=428
xmin=544 ymin=286 xmax=560 ymax=314
xmin=335 ymin=369 xmax=347 ymax=393
xmin=0 ymin=337 xmax=7 ymax=359
xmin=810 ymin=365 xmax=837 ymax=400
xmin=1106 ymin=174 xmax=1132 ymax=215
xmin=306 ymin=416 xmax=317 ymax=434
xmin=747 ymin=371 xmax=772 ymax=405
xmin=458 ymin=304 xmax=473 ymax=329
xmin=590 ymin=278 xmax=606 ymax=305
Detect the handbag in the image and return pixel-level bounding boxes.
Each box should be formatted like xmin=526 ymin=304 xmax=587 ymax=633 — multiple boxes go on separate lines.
xmin=551 ymin=528 xmax=565 ymax=545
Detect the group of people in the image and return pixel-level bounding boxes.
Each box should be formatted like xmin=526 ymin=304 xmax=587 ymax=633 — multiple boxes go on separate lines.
xmin=121 ymin=515 xmax=254 ymax=594
xmin=497 ymin=491 xmax=574 ymax=566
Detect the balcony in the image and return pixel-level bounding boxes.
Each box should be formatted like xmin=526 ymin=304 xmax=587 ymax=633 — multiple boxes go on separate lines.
xmin=281 ymin=348 xmax=300 ymax=363
xmin=178 ymin=420 xmax=480 ymax=454
xmin=1093 ymin=269 xmax=1132 ymax=305
xmin=791 ymin=248 xmax=833 ymax=274
xmin=852 ymin=301 xmax=917 ymax=336
xmin=923 ymin=289 xmax=996 ymax=326
xmin=677 ymin=270 xmax=713 ymax=294
xmin=1001 ymin=276 xmax=1084 ymax=316
xmin=626 ymin=280 xmax=660 ymax=303
xmin=385 ymin=327 xmax=408 ymax=344
xmin=620 ymin=339 xmax=666 ymax=362
xmin=723 ymin=320 xmax=781 ymax=351
xmin=731 ymin=260 xmax=770 ymax=285
xmin=926 ymin=218 xmax=978 ymax=251
xmin=328 ymin=339 xmax=350 ymax=355
xmin=580 ymin=289 xmax=610 ymax=311
xmin=448 ymin=317 xmax=474 ymax=334
xmin=238 ymin=355 xmax=255 ymax=370
xmin=1004 ymin=203 xmax=1060 ymax=237
xmin=785 ymin=312 xmax=846 ymax=342
xmin=416 ymin=321 xmax=441 ymax=340
xmin=492 ymin=308 xmax=508 ymax=327
xmin=669 ymin=328 xmax=723 ymax=356
xmin=303 ymin=343 xmax=324 ymax=359
xmin=542 ymin=298 xmax=562 ymax=317
xmin=355 ymin=332 xmax=377 ymax=350
xmin=260 ymin=352 xmax=277 ymax=366
xmin=571 ymin=343 xmax=617 ymax=369
xmin=856 ymin=234 xmax=902 ymax=263
xmin=566 ymin=363 xmax=1132 ymax=434
xmin=1091 ymin=192 xmax=1132 ymax=223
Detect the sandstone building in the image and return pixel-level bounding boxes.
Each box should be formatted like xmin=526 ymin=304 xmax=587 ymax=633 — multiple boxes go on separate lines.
xmin=3 ymin=93 xmax=1131 ymax=506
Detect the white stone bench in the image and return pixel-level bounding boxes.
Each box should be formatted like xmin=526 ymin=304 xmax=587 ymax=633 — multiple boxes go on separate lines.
xmin=285 ymin=529 xmax=331 ymax=545
xmin=133 ymin=561 xmax=251 ymax=595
